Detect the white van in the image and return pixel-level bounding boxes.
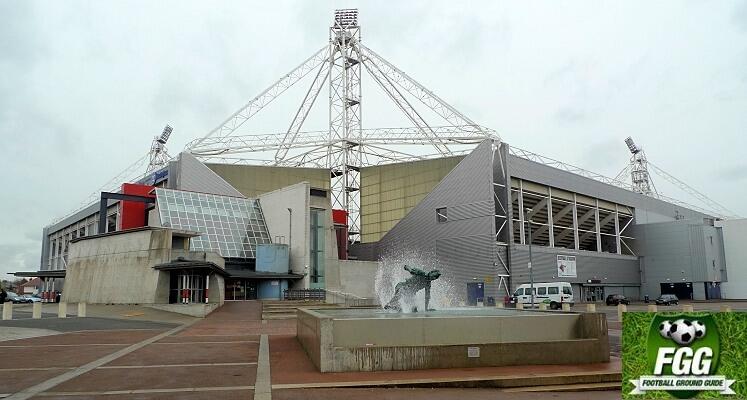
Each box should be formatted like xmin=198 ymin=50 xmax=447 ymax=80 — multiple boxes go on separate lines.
xmin=511 ymin=282 xmax=574 ymax=309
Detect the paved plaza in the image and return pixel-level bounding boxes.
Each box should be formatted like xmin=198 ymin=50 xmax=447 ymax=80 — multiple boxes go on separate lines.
xmin=2 ymin=300 xmax=744 ymax=399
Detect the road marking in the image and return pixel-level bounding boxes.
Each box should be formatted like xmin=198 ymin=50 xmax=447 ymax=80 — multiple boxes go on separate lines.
xmin=0 ymin=367 xmax=73 ymax=372
xmin=174 ymin=333 xmax=261 ymax=337
xmin=152 ymin=340 xmax=259 ymax=345
xmin=35 ymin=386 xmax=255 ymax=396
xmin=0 ymin=344 xmax=129 ymax=348
xmin=6 ymin=322 xmax=196 ymax=400
xmin=254 ymin=334 xmax=271 ymax=400
xmin=98 ymin=362 xmax=258 ymax=369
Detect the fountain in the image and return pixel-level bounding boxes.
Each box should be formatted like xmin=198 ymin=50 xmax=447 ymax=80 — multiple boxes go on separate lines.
xmin=297 ymin=256 xmax=610 ymax=372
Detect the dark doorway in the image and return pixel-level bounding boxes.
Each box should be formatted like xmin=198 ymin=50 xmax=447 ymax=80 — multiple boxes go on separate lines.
xmin=705 ymin=282 xmax=722 ymax=300
xmin=225 ymin=279 xmax=258 ymax=301
xmin=467 ymin=282 xmax=485 ymax=306
xmin=660 ymin=282 xmax=693 ymax=300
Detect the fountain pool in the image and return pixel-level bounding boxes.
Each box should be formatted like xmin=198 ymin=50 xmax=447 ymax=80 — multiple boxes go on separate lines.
xmin=297 ymin=307 xmax=609 ymax=372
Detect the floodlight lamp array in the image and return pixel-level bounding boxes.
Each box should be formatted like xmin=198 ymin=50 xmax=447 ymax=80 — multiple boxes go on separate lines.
xmin=624 ymin=137 xmax=639 ymax=154
xmin=159 ymin=125 xmax=173 ymax=144
xmin=334 ymin=9 xmax=358 ymax=28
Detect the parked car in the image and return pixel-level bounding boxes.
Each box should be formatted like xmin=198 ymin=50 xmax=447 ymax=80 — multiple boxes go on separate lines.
xmin=23 ymin=294 xmax=42 ymax=303
xmin=606 ymin=294 xmax=630 ymax=306
xmin=6 ymin=292 xmax=32 ymax=304
xmin=655 ymin=294 xmax=679 ymax=306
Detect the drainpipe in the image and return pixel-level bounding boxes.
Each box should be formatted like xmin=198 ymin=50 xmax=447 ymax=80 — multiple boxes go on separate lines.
xmin=287 ymin=208 xmax=293 ymax=258
xmin=205 ymin=273 xmax=210 ymax=304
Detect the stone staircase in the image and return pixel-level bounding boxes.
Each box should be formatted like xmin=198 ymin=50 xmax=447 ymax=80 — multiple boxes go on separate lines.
xmin=261 ymin=300 xmax=342 ymax=320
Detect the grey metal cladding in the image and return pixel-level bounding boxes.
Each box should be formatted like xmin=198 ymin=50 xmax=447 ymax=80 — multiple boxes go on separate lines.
xmin=509 ymin=246 xmax=640 ymax=288
xmin=39 ymin=226 xmax=50 ymax=271
xmin=436 ymin=234 xmax=501 ymax=299
xmin=174 ymin=152 xmax=245 ymax=198
xmin=378 ymin=139 xmax=500 ymax=300
xmin=507 ymin=154 xmax=712 ymax=222
xmin=448 ymin=200 xmax=494 ymax=222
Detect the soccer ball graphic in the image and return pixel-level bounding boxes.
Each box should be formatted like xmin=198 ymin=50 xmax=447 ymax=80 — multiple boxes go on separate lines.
xmin=669 ymin=319 xmax=696 ymax=345
xmin=659 ymin=320 xmax=673 ymax=338
xmin=692 ymin=320 xmax=706 ymax=339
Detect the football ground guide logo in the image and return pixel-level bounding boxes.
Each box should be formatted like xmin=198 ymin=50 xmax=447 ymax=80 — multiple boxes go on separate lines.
xmin=625 ymin=313 xmax=737 ymax=398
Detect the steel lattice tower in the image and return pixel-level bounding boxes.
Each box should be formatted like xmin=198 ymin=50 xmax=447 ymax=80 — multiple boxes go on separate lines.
xmin=328 ymin=10 xmax=363 ymax=238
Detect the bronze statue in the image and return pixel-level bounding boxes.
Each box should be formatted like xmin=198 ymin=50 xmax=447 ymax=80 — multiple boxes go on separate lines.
xmin=384 ymin=265 xmax=441 ymax=312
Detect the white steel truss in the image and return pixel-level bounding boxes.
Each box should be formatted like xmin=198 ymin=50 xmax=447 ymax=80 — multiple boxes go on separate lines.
xmin=185 ymin=9 xmax=497 ymax=242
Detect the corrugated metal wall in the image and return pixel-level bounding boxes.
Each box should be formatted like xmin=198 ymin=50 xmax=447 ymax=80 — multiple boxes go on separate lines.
xmin=508 ymin=154 xmax=712 ymax=224
xmin=360 ymin=156 xmax=464 ymax=243
xmin=206 ymin=162 xmax=330 ymax=199
xmin=509 ymin=246 xmax=641 ymax=300
xmin=174 ymin=153 xmax=245 ymax=197
xmin=378 ymin=140 xmax=502 ymax=301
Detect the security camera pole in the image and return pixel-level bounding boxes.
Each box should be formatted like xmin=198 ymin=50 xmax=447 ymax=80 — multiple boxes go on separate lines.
xmin=525 ymin=207 xmax=534 ymax=309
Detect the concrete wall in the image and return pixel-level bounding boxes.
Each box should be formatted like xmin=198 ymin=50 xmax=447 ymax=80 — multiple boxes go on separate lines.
xmin=62 ymin=229 xmax=172 ymax=304
xmin=360 ymin=156 xmax=464 ymax=243
xmin=259 ymin=183 xmax=311 ymax=287
xmin=258 ymin=182 xmax=339 ymax=290
xmin=325 ymin=259 xmax=379 ymax=298
xmin=298 ymin=309 xmax=609 ymax=372
xmin=716 ymin=218 xmax=747 ymax=299
xmin=207 ymin=164 xmax=330 ymax=198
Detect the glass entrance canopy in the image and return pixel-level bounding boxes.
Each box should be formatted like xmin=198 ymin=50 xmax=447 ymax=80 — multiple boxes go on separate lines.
xmin=155 ymin=188 xmax=272 ymax=258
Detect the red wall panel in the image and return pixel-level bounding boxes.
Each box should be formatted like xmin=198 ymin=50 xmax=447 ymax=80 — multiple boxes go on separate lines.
xmin=119 ymin=183 xmax=155 ymax=230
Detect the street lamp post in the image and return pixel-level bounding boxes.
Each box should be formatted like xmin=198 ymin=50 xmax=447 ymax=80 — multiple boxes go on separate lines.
xmin=525 ymin=208 xmax=535 ymax=309
xmin=287 ymin=208 xmax=293 ymax=260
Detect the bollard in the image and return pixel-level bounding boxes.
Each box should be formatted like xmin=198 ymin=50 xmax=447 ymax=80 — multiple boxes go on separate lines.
xmin=516 ymin=302 xmax=524 ymax=310
xmin=586 ymin=303 xmax=596 ymax=312
xmin=562 ymin=302 xmax=571 ymax=312
xmin=682 ymin=304 xmax=694 ymax=312
xmin=33 ymin=302 xmax=42 ymax=319
xmin=539 ymin=303 xmax=547 ymax=311
xmin=58 ymin=302 xmax=67 ymax=318
xmin=2 ymin=303 xmax=12 ymax=320
xmin=647 ymin=304 xmax=658 ymax=312
xmin=77 ymin=302 xmax=87 ymax=318
xmin=720 ymin=305 xmax=732 ymax=312
xmin=617 ymin=303 xmax=627 ymax=321
xmin=495 ymin=302 xmax=504 ymax=309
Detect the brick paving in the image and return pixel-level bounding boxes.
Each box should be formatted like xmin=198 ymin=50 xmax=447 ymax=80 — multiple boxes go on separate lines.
xmin=3 ymin=301 xmax=625 ymax=399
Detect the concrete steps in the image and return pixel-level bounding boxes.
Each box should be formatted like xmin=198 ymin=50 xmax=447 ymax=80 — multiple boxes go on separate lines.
xmin=502 ymin=382 xmax=622 ymax=392
xmin=271 ymin=370 xmax=622 ymax=391
xmin=261 ymin=300 xmax=341 ymax=320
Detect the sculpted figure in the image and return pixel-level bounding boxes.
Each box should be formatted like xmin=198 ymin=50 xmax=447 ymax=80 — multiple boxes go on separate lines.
xmin=384 ymin=265 xmax=441 ymax=312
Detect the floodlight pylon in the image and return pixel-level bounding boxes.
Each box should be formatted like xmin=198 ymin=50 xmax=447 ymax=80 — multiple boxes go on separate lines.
xmin=185 ymin=9 xmax=497 ymax=243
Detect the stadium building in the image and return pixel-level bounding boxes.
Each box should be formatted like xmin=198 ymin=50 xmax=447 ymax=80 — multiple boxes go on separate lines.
xmin=14 ymin=9 xmax=746 ymax=306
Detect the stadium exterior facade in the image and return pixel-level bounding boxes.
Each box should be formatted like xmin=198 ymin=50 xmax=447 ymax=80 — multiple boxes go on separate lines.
xmin=25 ymin=138 xmax=735 ymax=304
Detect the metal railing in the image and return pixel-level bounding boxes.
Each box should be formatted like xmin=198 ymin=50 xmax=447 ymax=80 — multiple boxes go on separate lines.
xmin=283 ymin=288 xmax=326 ymax=301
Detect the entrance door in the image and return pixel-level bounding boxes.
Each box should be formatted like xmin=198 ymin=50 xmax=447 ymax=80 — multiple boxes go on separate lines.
xmin=225 ymin=279 xmax=258 ymax=300
xmin=467 ymin=282 xmax=485 ymax=306
xmin=584 ymin=286 xmax=604 ymax=302
xmin=660 ymin=282 xmax=693 ymax=300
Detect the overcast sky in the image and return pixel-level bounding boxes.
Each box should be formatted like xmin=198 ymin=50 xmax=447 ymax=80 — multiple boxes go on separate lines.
xmin=1 ymin=1 xmax=746 ymax=277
